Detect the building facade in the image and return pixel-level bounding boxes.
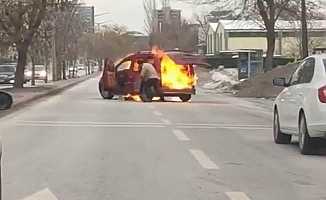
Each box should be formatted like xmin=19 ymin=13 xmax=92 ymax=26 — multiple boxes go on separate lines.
xmin=153 ymin=6 xmax=181 ymax=33
xmin=207 ymin=20 xmax=326 ymax=57
xmin=77 ymin=6 xmax=95 ymax=33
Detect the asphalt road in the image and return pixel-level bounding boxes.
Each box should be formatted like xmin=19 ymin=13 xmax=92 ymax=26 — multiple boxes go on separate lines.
xmin=1 ymin=77 xmax=326 ymax=200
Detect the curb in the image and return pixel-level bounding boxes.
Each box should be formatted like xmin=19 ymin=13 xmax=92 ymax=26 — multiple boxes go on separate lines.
xmin=0 ymin=73 xmax=98 ymax=118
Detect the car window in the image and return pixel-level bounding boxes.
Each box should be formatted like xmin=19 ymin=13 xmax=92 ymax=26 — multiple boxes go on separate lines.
xmin=323 ymin=59 xmax=326 ymax=72
xmin=35 ymin=66 xmax=45 ymax=71
xmin=117 ymin=60 xmax=131 ymax=71
xmin=299 ymin=58 xmax=315 ymax=84
xmin=290 ymin=65 xmax=303 ymax=86
xmin=0 ymin=66 xmax=15 ymax=72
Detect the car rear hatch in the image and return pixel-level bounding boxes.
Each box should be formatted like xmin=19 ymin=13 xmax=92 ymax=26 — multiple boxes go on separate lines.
xmin=159 ymin=52 xmax=208 ymax=95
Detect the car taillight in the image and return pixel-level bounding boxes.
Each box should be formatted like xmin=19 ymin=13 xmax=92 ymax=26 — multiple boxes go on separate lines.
xmin=318 ymin=85 xmax=326 ymax=103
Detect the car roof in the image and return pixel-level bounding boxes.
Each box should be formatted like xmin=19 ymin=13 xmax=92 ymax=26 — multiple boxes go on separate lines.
xmin=309 ymin=54 xmax=326 ymax=59
xmin=0 ymin=64 xmax=15 ymax=67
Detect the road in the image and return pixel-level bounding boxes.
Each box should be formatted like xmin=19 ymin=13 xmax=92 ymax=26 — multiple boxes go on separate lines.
xmin=1 ymin=77 xmax=326 ymax=200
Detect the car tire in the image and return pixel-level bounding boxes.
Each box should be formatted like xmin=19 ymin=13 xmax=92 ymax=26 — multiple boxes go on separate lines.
xmin=299 ymin=113 xmax=315 ymax=155
xmin=99 ymin=83 xmax=113 ymax=99
xmin=0 ymin=92 xmax=13 ymax=110
xmin=273 ymin=109 xmax=291 ymax=144
xmin=179 ymin=94 xmax=191 ymax=102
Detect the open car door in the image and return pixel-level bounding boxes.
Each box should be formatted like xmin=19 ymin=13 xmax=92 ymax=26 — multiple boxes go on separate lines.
xmin=166 ymin=52 xmax=210 ymax=66
xmin=102 ymin=62 xmax=117 ymax=91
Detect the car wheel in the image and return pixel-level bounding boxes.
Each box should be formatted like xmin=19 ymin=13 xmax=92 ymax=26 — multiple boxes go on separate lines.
xmin=179 ymin=94 xmax=191 ymax=102
xmin=273 ymin=109 xmax=291 ymax=144
xmin=140 ymin=83 xmax=155 ymax=102
xmin=98 ymin=83 xmax=114 ymax=99
xmin=299 ymin=113 xmax=315 ymax=155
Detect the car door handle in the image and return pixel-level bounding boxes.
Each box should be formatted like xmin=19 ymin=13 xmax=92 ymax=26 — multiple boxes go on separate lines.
xmin=298 ymin=93 xmax=304 ymax=96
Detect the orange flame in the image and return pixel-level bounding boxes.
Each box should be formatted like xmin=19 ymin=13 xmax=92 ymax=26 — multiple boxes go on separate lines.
xmin=152 ymin=47 xmax=196 ymax=90
xmin=125 ymin=94 xmax=142 ymax=102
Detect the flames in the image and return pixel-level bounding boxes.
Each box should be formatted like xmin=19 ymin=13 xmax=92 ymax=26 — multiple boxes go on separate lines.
xmin=152 ymin=48 xmax=196 ymax=90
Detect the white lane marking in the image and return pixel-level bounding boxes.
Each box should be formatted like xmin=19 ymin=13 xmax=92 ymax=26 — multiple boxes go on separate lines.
xmin=160 ymin=118 xmax=171 ymax=125
xmin=176 ymin=123 xmax=271 ymax=128
xmin=148 ymin=105 xmax=155 ymax=109
xmin=189 ymin=149 xmax=219 ymax=170
xmin=178 ymin=126 xmax=270 ymax=130
xmin=226 ymin=192 xmax=251 ymax=200
xmin=173 ymin=129 xmax=190 ymax=141
xmin=153 ymin=110 xmax=163 ymax=116
xmin=16 ymin=123 xmax=165 ymax=128
xmin=22 ymin=188 xmax=58 ymax=200
xmin=16 ymin=120 xmax=163 ymax=125
xmin=16 ymin=121 xmax=270 ymax=127
xmin=15 ymin=121 xmax=271 ymax=130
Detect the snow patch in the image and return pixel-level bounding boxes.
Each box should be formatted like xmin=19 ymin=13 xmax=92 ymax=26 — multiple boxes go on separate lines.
xmin=203 ymin=68 xmax=240 ymax=93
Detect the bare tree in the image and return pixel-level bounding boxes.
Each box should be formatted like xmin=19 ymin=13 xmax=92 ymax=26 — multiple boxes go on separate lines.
xmin=0 ymin=0 xmax=48 ymax=88
xmin=193 ymin=14 xmax=209 ymax=45
xmin=143 ymin=0 xmax=157 ymax=34
xmin=53 ymin=0 xmax=83 ymax=80
xmin=301 ymin=0 xmax=309 ymax=58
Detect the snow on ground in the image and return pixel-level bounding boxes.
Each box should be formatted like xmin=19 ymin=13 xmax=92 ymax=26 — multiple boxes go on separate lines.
xmin=202 ymin=68 xmax=240 ymax=93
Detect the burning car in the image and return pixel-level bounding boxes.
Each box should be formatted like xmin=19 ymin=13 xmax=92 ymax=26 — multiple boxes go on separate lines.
xmin=99 ymin=50 xmax=206 ymax=102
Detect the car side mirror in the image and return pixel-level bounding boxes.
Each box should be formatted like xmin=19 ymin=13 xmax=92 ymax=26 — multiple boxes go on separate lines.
xmin=0 ymin=91 xmax=13 ymax=110
xmin=273 ymin=77 xmax=288 ymax=87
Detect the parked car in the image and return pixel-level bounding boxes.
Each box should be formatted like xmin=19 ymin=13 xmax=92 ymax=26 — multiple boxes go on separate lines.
xmin=0 ymin=91 xmax=13 ymax=200
xmin=0 ymin=64 xmax=16 ymax=84
xmin=273 ymin=54 xmax=326 ymax=154
xmin=99 ymin=51 xmax=205 ymax=102
xmin=0 ymin=91 xmax=13 ymax=110
xmin=25 ymin=65 xmax=48 ymax=83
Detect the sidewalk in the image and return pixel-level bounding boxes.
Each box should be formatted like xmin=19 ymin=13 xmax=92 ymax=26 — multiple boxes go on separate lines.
xmin=2 ymin=73 xmax=99 ymax=109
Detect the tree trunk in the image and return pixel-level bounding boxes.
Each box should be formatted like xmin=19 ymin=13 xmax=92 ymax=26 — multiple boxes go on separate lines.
xmin=31 ymin=55 xmax=36 ymax=86
xmin=265 ymin=28 xmax=276 ymax=72
xmin=301 ymin=0 xmax=309 ymax=58
xmin=14 ymin=44 xmax=29 ymax=88
xmin=44 ymin=55 xmax=49 ymax=83
xmin=62 ymin=61 xmax=67 ymax=80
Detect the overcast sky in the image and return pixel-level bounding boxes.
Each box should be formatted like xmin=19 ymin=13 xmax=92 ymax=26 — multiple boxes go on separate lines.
xmin=83 ymin=0 xmax=206 ymax=33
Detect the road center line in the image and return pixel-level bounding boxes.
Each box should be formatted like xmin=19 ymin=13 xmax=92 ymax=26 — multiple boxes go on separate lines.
xmin=16 ymin=120 xmax=164 ymax=125
xmin=173 ymin=129 xmax=190 ymax=141
xmin=189 ymin=149 xmax=219 ymax=170
xmin=22 ymin=188 xmax=58 ymax=200
xmin=153 ymin=110 xmax=163 ymax=116
xmin=160 ymin=118 xmax=171 ymax=125
xmin=225 ymin=192 xmax=251 ymax=200
xmin=178 ymin=126 xmax=271 ymax=130
xmin=15 ymin=123 xmax=166 ymax=128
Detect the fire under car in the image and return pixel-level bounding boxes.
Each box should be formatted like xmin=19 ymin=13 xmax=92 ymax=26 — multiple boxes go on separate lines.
xmin=98 ymin=50 xmax=206 ymax=102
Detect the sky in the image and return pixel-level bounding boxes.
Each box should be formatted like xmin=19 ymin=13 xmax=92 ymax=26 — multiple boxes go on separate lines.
xmin=82 ymin=0 xmax=207 ymax=33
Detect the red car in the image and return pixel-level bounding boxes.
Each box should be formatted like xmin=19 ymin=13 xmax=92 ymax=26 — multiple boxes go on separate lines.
xmin=99 ymin=50 xmax=205 ymax=102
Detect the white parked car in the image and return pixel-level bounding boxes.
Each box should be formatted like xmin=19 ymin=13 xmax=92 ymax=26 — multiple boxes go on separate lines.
xmin=273 ymin=54 xmax=326 ymax=154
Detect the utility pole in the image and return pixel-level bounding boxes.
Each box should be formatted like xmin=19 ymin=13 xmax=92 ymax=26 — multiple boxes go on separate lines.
xmin=301 ymin=0 xmax=309 ymax=58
